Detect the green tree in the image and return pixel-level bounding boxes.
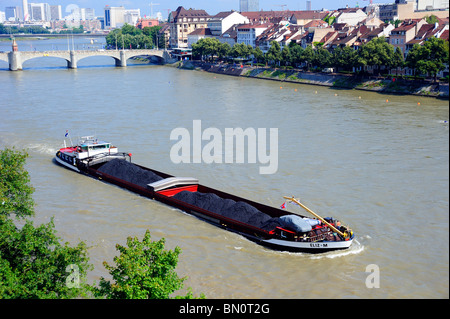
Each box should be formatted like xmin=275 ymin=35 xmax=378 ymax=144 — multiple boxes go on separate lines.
xmin=332 ymin=46 xmax=358 ymax=72
xmin=392 ymin=46 xmax=404 ymax=76
xmin=312 ymin=46 xmax=332 ymax=69
xmin=0 ymin=148 xmax=34 ymax=219
xmin=358 ymin=37 xmax=394 ymax=75
xmin=253 ymin=46 xmax=265 ymax=64
xmin=280 ymin=45 xmax=292 ymax=66
xmin=93 ymin=230 xmax=202 ymax=299
xmin=217 ymin=42 xmax=231 ymax=60
xmin=0 ymin=217 xmax=92 ymax=298
xmin=425 ymin=15 xmax=439 ymax=24
xmin=121 ymin=23 xmax=143 ymax=36
xmin=289 ymin=43 xmax=305 ymax=67
xmin=142 ymin=26 xmax=164 ymax=49
xmin=266 ymin=41 xmax=281 ymax=66
xmin=0 ymin=148 xmax=92 ymax=299
xmin=301 ymin=45 xmax=314 ymax=70
xmin=406 ymin=37 xmax=449 ymax=81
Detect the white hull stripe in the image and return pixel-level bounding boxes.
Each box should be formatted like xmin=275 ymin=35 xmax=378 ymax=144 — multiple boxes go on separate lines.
xmin=55 ymin=156 xmax=80 ymax=172
xmin=263 ymin=238 xmax=353 ymax=249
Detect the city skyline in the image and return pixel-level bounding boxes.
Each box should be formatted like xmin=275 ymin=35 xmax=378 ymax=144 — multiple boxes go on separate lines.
xmin=3 ymin=0 xmax=384 ymax=19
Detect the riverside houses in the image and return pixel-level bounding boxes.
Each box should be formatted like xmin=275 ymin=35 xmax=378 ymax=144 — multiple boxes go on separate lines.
xmin=168 ymin=6 xmax=210 ymax=48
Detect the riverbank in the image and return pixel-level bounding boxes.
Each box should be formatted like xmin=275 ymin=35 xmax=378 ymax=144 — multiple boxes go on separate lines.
xmin=172 ymin=60 xmax=449 ymax=99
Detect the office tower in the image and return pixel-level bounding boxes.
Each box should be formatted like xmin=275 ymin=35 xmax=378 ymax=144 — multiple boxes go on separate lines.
xmin=306 ymin=0 xmax=312 ymax=10
xmin=240 ymin=0 xmax=259 ymax=12
xmin=50 ymin=5 xmax=62 ymax=20
xmin=23 ymin=0 xmax=29 ymax=21
xmin=5 ymin=6 xmax=23 ymax=21
xmin=104 ymin=6 xmax=125 ymax=28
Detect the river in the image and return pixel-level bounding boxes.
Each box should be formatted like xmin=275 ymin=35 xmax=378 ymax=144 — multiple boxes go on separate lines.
xmin=0 ymin=37 xmax=448 ymax=299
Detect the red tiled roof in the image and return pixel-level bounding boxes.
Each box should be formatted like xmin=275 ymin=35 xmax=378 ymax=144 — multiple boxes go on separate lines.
xmin=188 ymin=28 xmax=212 ymax=36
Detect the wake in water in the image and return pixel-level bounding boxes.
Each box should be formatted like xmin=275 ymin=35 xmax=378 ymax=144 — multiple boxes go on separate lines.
xmin=309 ymin=238 xmax=365 ymax=259
xmin=0 ymin=134 xmax=57 ymax=156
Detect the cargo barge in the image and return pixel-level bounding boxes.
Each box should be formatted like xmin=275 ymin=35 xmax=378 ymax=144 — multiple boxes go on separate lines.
xmin=55 ymin=136 xmax=354 ymax=253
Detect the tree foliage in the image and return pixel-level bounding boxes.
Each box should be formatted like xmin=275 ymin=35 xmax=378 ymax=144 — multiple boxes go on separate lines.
xmin=406 ymin=37 xmax=449 ymax=81
xmin=106 ymin=24 xmax=164 ymax=49
xmin=358 ymin=37 xmax=394 ymax=74
xmin=93 ymin=230 xmax=201 ymax=299
xmin=0 ymin=148 xmax=203 ymax=299
xmin=266 ymin=40 xmax=281 ymax=66
xmin=0 ymin=148 xmax=34 ymax=219
xmin=0 ymin=148 xmax=91 ymax=298
xmin=0 ymin=217 xmax=92 ymax=298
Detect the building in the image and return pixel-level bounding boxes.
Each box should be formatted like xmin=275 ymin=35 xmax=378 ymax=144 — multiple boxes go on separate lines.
xmin=104 ymin=6 xmax=125 ymax=29
xmin=124 ymin=9 xmax=141 ymax=26
xmin=29 ymin=3 xmax=51 ymax=21
xmin=168 ymin=6 xmax=210 ymax=48
xmin=379 ymin=1 xmax=449 ymax=21
xmin=187 ymin=28 xmax=213 ymax=47
xmin=416 ymin=0 xmax=449 ymax=10
xmin=23 ymin=0 xmax=29 ymax=21
xmin=389 ymin=18 xmax=426 ymax=53
xmin=159 ymin=24 xmax=171 ymax=48
xmin=5 ymin=7 xmax=23 ymax=21
xmin=238 ymin=23 xmax=272 ymax=48
xmin=136 ymin=18 xmax=159 ymax=29
xmin=50 ymin=5 xmax=61 ymax=21
xmin=332 ymin=8 xmax=368 ymax=26
xmin=207 ymin=11 xmax=249 ymax=36
xmin=240 ymin=0 xmax=259 ymax=12
xmin=65 ymin=7 xmax=95 ymax=21
xmin=289 ymin=11 xmax=329 ymax=25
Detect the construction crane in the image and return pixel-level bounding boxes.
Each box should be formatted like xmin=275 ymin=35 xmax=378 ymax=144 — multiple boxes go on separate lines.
xmin=149 ymin=2 xmax=160 ymax=18
xmin=274 ymin=4 xmax=288 ymax=10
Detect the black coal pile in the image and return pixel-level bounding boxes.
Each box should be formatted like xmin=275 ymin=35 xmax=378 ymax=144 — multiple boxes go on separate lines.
xmin=98 ymin=159 xmax=163 ymax=188
xmin=173 ymin=191 xmax=280 ymax=230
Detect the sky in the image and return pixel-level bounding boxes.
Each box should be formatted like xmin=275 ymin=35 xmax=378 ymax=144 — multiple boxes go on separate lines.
xmin=3 ymin=0 xmax=385 ymax=19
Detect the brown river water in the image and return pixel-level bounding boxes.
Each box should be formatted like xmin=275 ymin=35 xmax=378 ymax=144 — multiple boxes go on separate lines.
xmin=1 ymin=37 xmax=448 ymax=298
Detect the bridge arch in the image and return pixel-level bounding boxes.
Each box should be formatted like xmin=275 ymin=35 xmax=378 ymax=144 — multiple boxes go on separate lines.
xmin=21 ymin=55 xmax=70 ymax=66
xmin=1 ymin=49 xmax=173 ymax=71
xmin=76 ymin=54 xmax=121 ymax=66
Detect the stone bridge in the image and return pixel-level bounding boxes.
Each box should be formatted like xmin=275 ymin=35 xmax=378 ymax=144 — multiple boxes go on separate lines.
xmin=0 ymin=49 xmax=173 ymax=71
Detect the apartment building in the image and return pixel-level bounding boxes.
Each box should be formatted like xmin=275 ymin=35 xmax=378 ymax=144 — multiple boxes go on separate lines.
xmin=168 ymin=6 xmax=210 ymax=48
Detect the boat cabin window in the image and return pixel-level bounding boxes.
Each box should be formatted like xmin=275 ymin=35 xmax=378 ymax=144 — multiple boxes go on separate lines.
xmin=86 ymin=144 xmax=110 ymax=151
xmin=94 ymin=144 xmax=109 ymax=150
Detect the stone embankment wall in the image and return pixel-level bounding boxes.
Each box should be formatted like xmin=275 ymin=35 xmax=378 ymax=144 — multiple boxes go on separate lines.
xmin=173 ymin=60 xmax=449 ymax=99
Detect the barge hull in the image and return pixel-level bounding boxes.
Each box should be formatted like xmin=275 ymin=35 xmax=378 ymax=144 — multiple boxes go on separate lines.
xmin=54 ymin=158 xmax=354 ymax=253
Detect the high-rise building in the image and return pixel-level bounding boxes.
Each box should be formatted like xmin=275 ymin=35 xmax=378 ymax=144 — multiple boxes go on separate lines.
xmin=5 ymin=6 xmax=23 ymax=21
xmin=240 ymin=0 xmax=259 ymax=12
xmin=104 ymin=6 xmax=125 ymax=28
xmin=50 ymin=5 xmax=62 ymax=20
xmin=124 ymin=9 xmax=141 ymax=25
xmin=23 ymin=0 xmax=29 ymax=21
xmin=29 ymin=3 xmax=51 ymax=21
xmin=306 ymin=0 xmax=312 ymax=10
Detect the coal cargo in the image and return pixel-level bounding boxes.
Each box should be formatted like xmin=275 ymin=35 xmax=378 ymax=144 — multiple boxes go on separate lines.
xmin=173 ymin=191 xmax=276 ymax=229
xmin=98 ymin=158 xmax=163 ymax=188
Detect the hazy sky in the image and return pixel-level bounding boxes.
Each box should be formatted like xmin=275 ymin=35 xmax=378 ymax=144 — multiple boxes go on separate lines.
xmin=4 ymin=0 xmax=384 ymax=18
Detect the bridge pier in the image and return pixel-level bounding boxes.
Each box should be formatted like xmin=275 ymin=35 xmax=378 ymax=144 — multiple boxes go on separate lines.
xmin=8 ymin=51 xmax=22 ymax=71
xmin=68 ymin=51 xmax=77 ymax=69
xmin=115 ymin=50 xmax=127 ymax=67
